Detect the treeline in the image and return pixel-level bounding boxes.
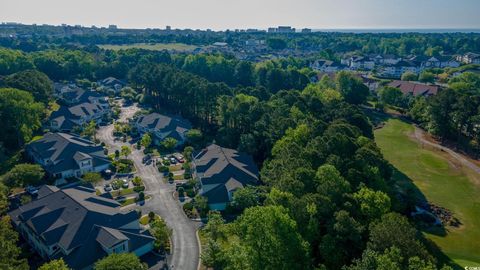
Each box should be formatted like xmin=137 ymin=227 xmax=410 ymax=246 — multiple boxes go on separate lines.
xmin=129 ymin=60 xmax=455 ymax=269
xmin=198 ymin=75 xmax=453 ymax=269
xmin=179 ymin=54 xmax=311 ymax=91
xmin=0 ymin=43 xmax=463 ymax=269
xmin=1 ymin=26 xmax=480 ymax=57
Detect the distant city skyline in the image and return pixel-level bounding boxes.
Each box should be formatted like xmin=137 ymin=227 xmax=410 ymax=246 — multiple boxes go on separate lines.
xmin=2 ymin=0 xmax=480 ymax=31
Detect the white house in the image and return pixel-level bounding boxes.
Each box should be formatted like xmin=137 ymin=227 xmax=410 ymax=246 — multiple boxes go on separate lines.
xmin=346 ymin=56 xmax=375 ymax=70
xmin=311 ymin=59 xmax=342 ymax=72
xmin=456 ymin=52 xmax=480 ymax=64
xmin=380 ymin=60 xmax=419 ymax=78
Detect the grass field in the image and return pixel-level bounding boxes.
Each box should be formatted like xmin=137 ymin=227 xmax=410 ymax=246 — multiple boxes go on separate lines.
xmin=98 ymin=43 xmax=200 ymax=52
xmin=375 ymin=118 xmax=480 ymax=267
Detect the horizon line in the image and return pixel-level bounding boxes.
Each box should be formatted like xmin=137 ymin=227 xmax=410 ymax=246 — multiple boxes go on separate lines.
xmin=1 ymin=22 xmax=480 ymax=33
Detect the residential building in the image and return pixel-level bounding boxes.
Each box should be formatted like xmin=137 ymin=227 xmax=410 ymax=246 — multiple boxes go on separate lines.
xmin=343 ymin=56 xmax=375 ymax=70
xmin=379 ymin=60 xmax=419 ymax=78
xmin=60 ymin=88 xmax=108 ymax=107
xmin=192 ymin=144 xmax=260 ymax=210
xmin=358 ymin=75 xmax=380 ymax=92
xmin=245 ymin=39 xmax=265 ymax=46
xmin=310 ymin=59 xmax=342 ymax=72
xmin=53 ymin=83 xmax=82 ymax=98
xmin=8 ymin=185 xmax=154 ymax=270
xmin=416 ymin=56 xmax=461 ymax=69
xmin=97 ymin=77 xmax=126 ymax=93
xmin=388 ymin=80 xmax=439 ymax=96
xmin=456 ymin=52 xmax=480 ymax=64
xmin=372 ymin=54 xmax=401 ymax=65
xmin=134 ymin=113 xmax=192 ymax=146
xmin=26 ymin=133 xmax=111 ymax=183
xmin=49 ymin=102 xmax=110 ymax=132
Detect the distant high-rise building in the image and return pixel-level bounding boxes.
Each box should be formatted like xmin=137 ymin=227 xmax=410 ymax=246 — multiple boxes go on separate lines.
xmin=277 ymin=26 xmax=295 ymax=33
xmin=268 ymin=27 xmax=277 ymax=33
xmin=166 ymin=25 xmax=171 ymax=31
xmin=301 ymin=28 xmax=312 ymax=33
xmin=108 ymin=24 xmax=117 ymax=29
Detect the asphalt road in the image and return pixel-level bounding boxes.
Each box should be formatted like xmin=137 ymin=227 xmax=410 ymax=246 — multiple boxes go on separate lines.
xmin=97 ymin=101 xmax=200 ymax=270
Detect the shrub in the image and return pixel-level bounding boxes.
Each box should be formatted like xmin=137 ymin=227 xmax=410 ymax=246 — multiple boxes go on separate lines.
xmin=137 ymin=191 xmax=145 ymax=201
xmin=186 ymin=189 xmax=196 ymax=198
xmin=148 ymin=211 xmax=155 ymax=220
xmin=133 ymin=176 xmax=142 ymax=186
xmin=178 ymin=187 xmax=185 ymax=197
xmin=158 ymin=166 xmax=169 ymax=173
xmin=133 ymin=186 xmax=145 ymax=192
xmin=183 ymin=202 xmax=194 ymax=211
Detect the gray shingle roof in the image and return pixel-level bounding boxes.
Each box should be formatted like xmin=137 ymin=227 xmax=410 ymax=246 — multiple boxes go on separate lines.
xmin=99 ymin=77 xmax=126 ymax=87
xmin=8 ymin=185 xmax=153 ymax=269
xmin=51 ymin=102 xmax=106 ymax=120
xmin=27 ymin=132 xmax=110 ymax=174
xmin=62 ymin=89 xmax=106 ymax=104
xmin=136 ymin=113 xmax=192 ymax=141
xmin=193 ymin=144 xmax=259 ymax=204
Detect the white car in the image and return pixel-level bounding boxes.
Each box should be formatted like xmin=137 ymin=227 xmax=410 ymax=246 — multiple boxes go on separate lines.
xmin=122 ymin=179 xmax=129 ymax=188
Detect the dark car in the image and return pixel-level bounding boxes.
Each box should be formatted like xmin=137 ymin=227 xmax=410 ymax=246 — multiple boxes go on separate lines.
xmin=143 ymin=154 xmax=152 ymax=164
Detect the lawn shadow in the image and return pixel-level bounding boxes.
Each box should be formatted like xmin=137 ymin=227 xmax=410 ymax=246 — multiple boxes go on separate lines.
xmin=390 ymin=166 xmax=462 ymax=269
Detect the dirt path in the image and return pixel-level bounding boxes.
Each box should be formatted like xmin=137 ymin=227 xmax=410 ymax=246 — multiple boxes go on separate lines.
xmin=413 ymin=126 xmax=480 ymax=176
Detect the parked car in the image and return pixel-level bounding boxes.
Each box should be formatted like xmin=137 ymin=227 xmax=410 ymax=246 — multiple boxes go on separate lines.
xmin=142 ymin=154 xmax=152 ymax=164
xmin=122 ymin=179 xmax=129 ymax=188
xmin=170 ymin=157 xmax=177 ymax=164
xmin=104 ymin=184 xmax=112 ymax=192
xmin=26 ymin=186 xmax=38 ymax=196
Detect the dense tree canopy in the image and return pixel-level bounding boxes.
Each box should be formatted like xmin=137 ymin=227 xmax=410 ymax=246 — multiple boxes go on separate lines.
xmin=0 ymin=88 xmax=44 ymax=149
xmin=0 ymin=216 xmax=28 ymax=270
xmin=94 ymin=253 xmax=146 ymax=270
xmin=1 ymin=69 xmax=53 ymax=103
xmin=1 ymin=163 xmax=45 ymax=188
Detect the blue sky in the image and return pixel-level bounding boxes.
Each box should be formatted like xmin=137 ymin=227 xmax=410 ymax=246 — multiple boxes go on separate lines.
xmin=1 ymin=0 xmax=479 ymax=30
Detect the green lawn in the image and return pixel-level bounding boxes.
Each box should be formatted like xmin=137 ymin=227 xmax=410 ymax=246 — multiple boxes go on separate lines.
xmin=111 ymin=187 xmax=134 ymax=197
xmin=169 ymin=164 xmax=183 ymax=172
xmin=375 ymin=118 xmax=480 ymax=267
xmin=99 ymin=43 xmax=200 ymax=52
xmin=139 ymin=214 xmax=160 ymax=225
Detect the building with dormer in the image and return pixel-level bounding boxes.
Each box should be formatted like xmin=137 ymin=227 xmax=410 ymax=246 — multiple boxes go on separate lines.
xmin=26 ymin=133 xmax=111 ymax=184
xmin=8 ymin=185 xmax=154 ymax=270
xmin=192 ymin=144 xmax=260 ymax=210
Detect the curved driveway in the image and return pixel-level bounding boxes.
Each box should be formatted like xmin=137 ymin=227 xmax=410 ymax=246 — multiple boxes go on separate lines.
xmin=97 ymin=102 xmax=200 ymax=270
